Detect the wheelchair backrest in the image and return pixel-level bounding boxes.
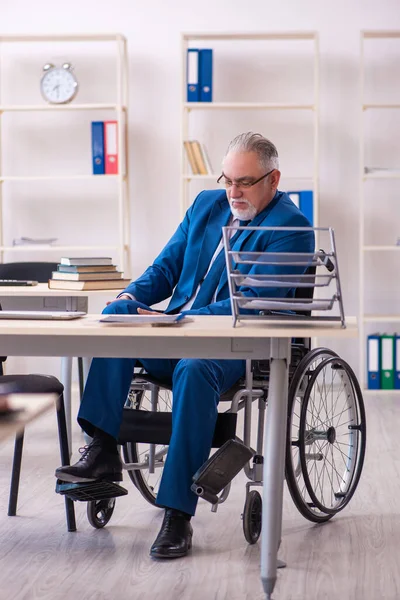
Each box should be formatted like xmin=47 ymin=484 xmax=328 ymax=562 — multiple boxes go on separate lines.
xmin=293 ymin=264 xmax=316 ymax=317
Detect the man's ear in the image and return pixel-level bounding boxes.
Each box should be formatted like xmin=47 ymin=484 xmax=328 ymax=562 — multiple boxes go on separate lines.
xmin=270 ymin=169 xmax=281 ymax=190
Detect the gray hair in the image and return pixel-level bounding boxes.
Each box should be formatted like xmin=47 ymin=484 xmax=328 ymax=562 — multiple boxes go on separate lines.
xmin=224 ymin=132 xmax=279 ymax=171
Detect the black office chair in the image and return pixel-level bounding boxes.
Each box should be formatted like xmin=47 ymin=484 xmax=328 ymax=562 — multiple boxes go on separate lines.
xmin=0 ymin=261 xmax=58 ymax=282
xmin=1 ymin=373 xmax=75 ymax=531
xmin=0 ymin=269 xmax=77 ymax=532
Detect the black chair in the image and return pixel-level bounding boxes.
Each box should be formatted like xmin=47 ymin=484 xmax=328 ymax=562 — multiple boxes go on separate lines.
xmin=0 ymin=269 xmax=77 ymax=531
xmin=0 ymin=261 xmax=58 ymax=282
xmin=1 ymin=373 xmax=76 ymax=531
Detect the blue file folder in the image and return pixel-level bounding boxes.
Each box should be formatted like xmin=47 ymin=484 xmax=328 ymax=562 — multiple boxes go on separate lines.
xmin=288 ymin=192 xmax=300 ymax=209
xmin=395 ymin=334 xmax=400 ymax=389
xmin=199 ymin=49 xmax=213 ymax=102
xmin=287 ymin=190 xmax=313 ymax=225
xmin=91 ymin=121 xmax=105 ymax=175
xmin=367 ymin=334 xmax=381 ymax=389
xmin=187 ymin=49 xmax=200 ymax=102
xmin=300 ymin=191 xmax=313 ymax=225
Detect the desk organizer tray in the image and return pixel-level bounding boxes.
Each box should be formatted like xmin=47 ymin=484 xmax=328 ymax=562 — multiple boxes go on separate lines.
xmin=222 ymin=226 xmax=346 ymax=327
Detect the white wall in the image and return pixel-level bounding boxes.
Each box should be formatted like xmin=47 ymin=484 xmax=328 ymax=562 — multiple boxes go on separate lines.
xmin=1 ymin=0 xmax=400 ymax=377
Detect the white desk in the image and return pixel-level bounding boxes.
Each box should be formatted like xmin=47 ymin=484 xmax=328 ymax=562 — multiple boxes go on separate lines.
xmin=0 ymin=283 xmax=125 ymax=444
xmin=0 ymin=314 xmax=357 ymax=599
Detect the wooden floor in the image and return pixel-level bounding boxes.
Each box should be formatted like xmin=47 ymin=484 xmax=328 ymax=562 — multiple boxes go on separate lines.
xmin=0 ymin=392 xmax=399 ymax=600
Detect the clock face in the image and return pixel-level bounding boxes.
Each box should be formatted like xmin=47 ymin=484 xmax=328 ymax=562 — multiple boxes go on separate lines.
xmin=40 ymin=67 xmax=78 ymax=104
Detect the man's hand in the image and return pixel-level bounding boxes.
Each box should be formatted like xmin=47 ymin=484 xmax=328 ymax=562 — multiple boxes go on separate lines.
xmin=106 ymin=294 xmax=132 ymax=306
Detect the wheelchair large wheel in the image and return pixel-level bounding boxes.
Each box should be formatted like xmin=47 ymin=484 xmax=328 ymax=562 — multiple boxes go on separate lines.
xmin=298 ymin=356 xmax=366 ymax=515
xmin=285 ymin=347 xmax=340 ymax=523
xmin=122 ymin=383 xmax=172 ymax=506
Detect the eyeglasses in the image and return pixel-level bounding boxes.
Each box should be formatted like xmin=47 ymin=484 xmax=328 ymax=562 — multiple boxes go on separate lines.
xmin=217 ymin=169 xmax=275 ymax=190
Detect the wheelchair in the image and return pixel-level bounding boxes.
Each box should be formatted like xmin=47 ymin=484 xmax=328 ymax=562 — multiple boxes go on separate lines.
xmin=57 ymin=241 xmax=366 ymax=540
xmin=76 ymin=340 xmax=365 ymax=543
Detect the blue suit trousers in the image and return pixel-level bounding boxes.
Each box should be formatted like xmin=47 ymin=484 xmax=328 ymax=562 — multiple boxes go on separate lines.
xmin=78 ymin=299 xmax=245 ymax=515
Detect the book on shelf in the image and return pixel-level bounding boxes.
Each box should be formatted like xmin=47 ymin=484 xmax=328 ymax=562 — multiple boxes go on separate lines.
xmin=57 ymin=264 xmax=117 ymax=273
xmin=60 ymin=257 xmax=113 ymax=267
xmin=48 ymin=278 xmax=131 ymax=291
xmin=51 ymin=271 xmax=123 ymax=281
xmin=183 ymin=140 xmax=213 ymax=175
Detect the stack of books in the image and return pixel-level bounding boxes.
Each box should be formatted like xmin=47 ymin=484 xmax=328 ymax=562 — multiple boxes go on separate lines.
xmin=48 ymin=257 xmax=131 ymax=291
xmin=184 ymin=140 xmax=213 ymax=175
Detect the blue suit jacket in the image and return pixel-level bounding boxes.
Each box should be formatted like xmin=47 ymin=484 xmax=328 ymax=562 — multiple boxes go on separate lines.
xmin=122 ymin=189 xmax=315 ymax=315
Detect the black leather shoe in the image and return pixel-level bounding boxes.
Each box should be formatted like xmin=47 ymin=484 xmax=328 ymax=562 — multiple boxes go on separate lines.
xmin=55 ymin=439 xmax=122 ymax=483
xmin=150 ymin=509 xmax=193 ymax=559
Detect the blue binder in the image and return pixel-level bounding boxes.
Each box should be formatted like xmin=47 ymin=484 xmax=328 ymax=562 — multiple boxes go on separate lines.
xmin=199 ymin=49 xmax=213 ymax=102
xmin=187 ymin=49 xmax=200 ymax=102
xmin=367 ymin=334 xmax=381 ymax=389
xmin=287 ymin=190 xmax=313 ymax=225
xmin=91 ymin=121 xmax=105 ymax=175
xmin=288 ymin=192 xmax=300 ymax=209
xmin=300 ymin=191 xmax=313 ymax=225
xmin=395 ymin=334 xmax=400 ymax=389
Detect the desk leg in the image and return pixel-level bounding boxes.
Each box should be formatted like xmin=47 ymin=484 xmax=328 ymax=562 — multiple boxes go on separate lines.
xmin=60 ymin=357 xmax=73 ymax=452
xmin=261 ymin=338 xmax=291 ymax=599
xmin=82 ymin=357 xmax=92 ymax=385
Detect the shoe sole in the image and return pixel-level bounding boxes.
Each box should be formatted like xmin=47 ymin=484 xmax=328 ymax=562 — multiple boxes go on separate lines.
xmin=55 ymin=471 xmax=123 ymax=484
xmin=150 ymin=539 xmax=192 ymax=559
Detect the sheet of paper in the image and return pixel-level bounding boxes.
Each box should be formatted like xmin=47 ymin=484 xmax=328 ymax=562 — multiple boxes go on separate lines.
xmin=99 ymin=313 xmax=186 ymax=325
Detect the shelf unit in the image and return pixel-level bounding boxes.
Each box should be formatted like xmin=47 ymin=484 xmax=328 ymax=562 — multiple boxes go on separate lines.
xmin=359 ymin=30 xmax=400 ymax=394
xmin=0 ymin=33 xmax=131 ymax=274
xmin=180 ymin=31 xmax=319 ymax=220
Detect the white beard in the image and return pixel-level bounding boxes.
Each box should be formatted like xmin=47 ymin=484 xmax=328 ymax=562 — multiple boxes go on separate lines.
xmin=229 ymin=198 xmax=258 ymax=221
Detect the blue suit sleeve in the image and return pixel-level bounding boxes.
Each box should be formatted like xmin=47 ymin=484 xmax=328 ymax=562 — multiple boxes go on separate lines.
xmin=183 ymin=226 xmax=315 ymax=316
xmin=121 ymin=204 xmax=193 ymax=306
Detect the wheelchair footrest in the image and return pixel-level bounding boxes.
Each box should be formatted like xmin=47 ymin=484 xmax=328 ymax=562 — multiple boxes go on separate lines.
xmin=55 ymin=479 xmax=128 ymax=502
xmin=191 ymin=439 xmax=254 ymax=505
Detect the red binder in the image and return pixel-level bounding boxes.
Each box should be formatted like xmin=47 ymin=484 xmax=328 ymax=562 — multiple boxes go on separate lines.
xmin=104 ymin=120 xmax=118 ymax=174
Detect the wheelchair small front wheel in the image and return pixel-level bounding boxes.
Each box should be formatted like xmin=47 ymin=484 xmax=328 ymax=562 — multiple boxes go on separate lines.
xmin=242 ymin=490 xmax=262 ymax=544
xmin=87 ymin=498 xmax=116 ymax=529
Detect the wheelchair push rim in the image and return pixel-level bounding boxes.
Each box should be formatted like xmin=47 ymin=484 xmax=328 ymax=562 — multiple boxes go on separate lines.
xmin=299 ymin=356 xmax=366 ymax=515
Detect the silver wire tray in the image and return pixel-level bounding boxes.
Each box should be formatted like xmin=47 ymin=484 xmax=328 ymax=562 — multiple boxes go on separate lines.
xmin=222 ymin=226 xmax=346 ymax=328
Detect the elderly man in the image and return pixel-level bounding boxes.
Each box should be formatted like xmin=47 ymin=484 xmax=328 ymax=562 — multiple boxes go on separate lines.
xmin=56 ymin=132 xmax=314 ymax=558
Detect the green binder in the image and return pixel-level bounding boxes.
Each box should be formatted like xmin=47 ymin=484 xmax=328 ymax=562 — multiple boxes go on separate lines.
xmin=380 ymin=334 xmax=395 ymax=390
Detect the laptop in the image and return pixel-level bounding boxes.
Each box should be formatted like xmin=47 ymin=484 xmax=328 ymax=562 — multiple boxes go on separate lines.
xmin=0 ymin=311 xmax=86 ymax=321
